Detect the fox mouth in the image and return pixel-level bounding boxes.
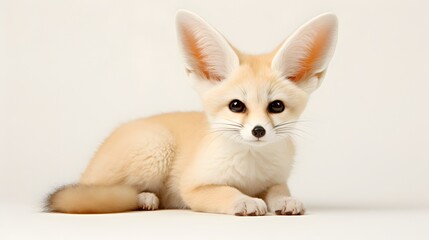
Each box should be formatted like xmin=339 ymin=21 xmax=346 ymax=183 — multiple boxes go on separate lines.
xmin=241 ymin=138 xmax=270 ymax=146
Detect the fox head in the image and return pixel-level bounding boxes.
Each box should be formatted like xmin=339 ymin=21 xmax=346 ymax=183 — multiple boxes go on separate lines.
xmin=176 ymin=10 xmax=338 ymax=146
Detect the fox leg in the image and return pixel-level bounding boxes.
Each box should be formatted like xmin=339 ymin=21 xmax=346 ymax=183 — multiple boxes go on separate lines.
xmin=261 ymin=184 xmax=305 ymax=215
xmin=181 ymin=185 xmax=267 ymax=216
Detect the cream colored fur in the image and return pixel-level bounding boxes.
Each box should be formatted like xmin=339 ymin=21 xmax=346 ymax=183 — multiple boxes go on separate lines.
xmin=47 ymin=10 xmax=338 ymax=216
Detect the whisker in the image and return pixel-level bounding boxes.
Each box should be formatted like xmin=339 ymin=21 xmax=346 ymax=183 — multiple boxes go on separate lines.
xmin=275 ymin=126 xmax=308 ymax=135
xmin=276 ymin=131 xmax=303 ymax=139
xmin=207 ymin=130 xmax=233 ymax=144
xmin=210 ymin=127 xmax=241 ymax=132
xmin=208 ymin=124 xmax=242 ymax=142
xmin=275 ymin=124 xmax=307 ymax=139
xmin=221 ymin=120 xmax=244 ymax=127
xmin=210 ymin=127 xmax=240 ymax=130
xmin=210 ymin=130 xmax=240 ymax=134
xmin=276 ymin=131 xmax=302 ymax=137
xmin=212 ymin=123 xmax=241 ymax=128
xmin=273 ymin=120 xmax=308 ymax=129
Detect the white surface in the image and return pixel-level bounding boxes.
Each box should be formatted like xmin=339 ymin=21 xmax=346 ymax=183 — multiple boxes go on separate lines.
xmin=1 ymin=0 xmax=429 ymax=239
xmin=1 ymin=204 xmax=428 ymax=240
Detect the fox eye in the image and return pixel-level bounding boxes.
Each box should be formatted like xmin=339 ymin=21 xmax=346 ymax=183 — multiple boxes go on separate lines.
xmin=229 ymin=99 xmax=246 ymax=113
xmin=268 ymin=100 xmax=285 ymax=113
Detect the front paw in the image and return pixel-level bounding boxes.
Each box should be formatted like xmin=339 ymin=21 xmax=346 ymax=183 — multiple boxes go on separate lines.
xmin=232 ymin=197 xmax=267 ymax=216
xmin=270 ymin=197 xmax=305 ymax=215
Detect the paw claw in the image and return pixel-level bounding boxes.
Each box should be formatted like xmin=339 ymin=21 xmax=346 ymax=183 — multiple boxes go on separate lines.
xmin=138 ymin=192 xmax=159 ymax=211
xmin=232 ymin=197 xmax=267 ymax=216
xmin=270 ymin=197 xmax=305 ymax=216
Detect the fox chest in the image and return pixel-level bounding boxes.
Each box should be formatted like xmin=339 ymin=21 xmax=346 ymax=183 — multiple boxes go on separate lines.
xmin=196 ymin=146 xmax=294 ymax=196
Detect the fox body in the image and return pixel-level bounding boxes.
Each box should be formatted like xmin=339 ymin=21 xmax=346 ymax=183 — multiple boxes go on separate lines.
xmin=47 ymin=10 xmax=338 ymax=216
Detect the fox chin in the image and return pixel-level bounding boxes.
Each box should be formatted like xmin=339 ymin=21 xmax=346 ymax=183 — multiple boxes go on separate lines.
xmin=46 ymin=10 xmax=338 ymax=216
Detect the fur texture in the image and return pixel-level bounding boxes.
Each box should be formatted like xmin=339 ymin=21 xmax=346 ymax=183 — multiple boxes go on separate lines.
xmin=46 ymin=10 xmax=338 ymax=216
xmin=47 ymin=185 xmax=139 ymax=213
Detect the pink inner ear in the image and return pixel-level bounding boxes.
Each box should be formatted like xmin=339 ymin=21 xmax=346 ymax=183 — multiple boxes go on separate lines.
xmin=288 ymin=29 xmax=330 ymax=83
xmin=181 ymin=26 xmax=222 ymax=81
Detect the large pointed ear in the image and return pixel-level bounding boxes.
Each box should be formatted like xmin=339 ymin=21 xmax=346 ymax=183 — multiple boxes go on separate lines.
xmin=176 ymin=10 xmax=240 ymax=92
xmin=272 ymin=13 xmax=338 ymax=93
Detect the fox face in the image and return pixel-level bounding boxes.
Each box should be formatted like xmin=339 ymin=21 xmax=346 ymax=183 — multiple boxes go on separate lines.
xmin=176 ymin=11 xmax=337 ymax=146
xmin=201 ymin=61 xmax=309 ymax=146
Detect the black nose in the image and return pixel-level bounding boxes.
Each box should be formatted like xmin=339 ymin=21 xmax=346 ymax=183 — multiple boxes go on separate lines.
xmin=252 ymin=125 xmax=266 ymax=138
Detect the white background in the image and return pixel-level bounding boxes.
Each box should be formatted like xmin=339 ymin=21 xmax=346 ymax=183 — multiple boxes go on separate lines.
xmin=1 ymin=0 xmax=428 ymax=239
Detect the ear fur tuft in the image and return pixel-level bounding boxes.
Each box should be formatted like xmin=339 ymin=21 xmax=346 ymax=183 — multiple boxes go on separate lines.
xmin=272 ymin=13 xmax=338 ymax=93
xmin=176 ymin=10 xmax=239 ymax=85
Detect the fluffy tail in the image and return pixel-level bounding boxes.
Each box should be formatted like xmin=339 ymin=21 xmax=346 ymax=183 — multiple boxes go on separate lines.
xmin=46 ymin=184 xmax=139 ymax=213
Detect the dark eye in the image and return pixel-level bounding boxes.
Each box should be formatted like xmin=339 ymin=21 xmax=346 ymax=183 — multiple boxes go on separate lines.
xmin=229 ymin=99 xmax=246 ymax=113
xmin=268 ymin=100 xmax=285 ymax=113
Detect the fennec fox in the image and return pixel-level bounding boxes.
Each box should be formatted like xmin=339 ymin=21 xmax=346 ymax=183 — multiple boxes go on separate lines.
xmin=47 ymin=10 xmax=338 ymax=216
